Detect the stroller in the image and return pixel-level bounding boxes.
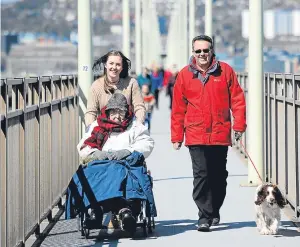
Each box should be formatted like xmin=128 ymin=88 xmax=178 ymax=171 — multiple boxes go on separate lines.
xmin=65 ymin=152 xmax=156 ymax=238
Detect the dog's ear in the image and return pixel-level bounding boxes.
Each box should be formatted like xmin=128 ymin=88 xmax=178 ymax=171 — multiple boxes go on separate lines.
xmin=273 ymin=186 xmax=286 ymax=208
xmin=255 ymin=185 xmax=266 ymax=205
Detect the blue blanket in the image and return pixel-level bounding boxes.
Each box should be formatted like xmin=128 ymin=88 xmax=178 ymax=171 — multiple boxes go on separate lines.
xmin=65 ymin=152 xmax=157 ymax=219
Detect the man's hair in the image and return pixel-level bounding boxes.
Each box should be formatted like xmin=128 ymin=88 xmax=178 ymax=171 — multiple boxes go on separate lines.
xmin=192 ymin=35 xmax=214 ymax=50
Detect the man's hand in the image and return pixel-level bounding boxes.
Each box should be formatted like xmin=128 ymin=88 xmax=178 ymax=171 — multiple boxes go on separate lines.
xmin=107 ymin=149 xmax=131 ymax=160
xmin=173 ymin=142 xmax=182 ymax=150
xmin=234 ymin=131 xmax=243 ymax=141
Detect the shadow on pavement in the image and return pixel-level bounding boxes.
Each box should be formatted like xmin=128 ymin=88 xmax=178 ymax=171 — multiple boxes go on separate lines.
xmin=155 ymin=219 xmax=197 ymax=236
xmin=211 ymin=221 xmax=256 ymax=231
xmin=212 ymin=220 xmax=300 ymax=237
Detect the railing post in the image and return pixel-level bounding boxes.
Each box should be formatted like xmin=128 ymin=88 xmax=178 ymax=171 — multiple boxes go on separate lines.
xmin=247 ymin=0 xmax=264 ymax=185
xmin=205 ymin=0 xmax=212 ymax=37
xmin=0 ymin=79 xmax=7 ymax=247
xmin=293 ymin=75 xmax=300 ymax=218
xmin=78 ymin=0 xmax=93 ymax=138
xmin=189 ymin=0 xmax=195 ymax=53
xmin=135 ymin=0 xmax=142 ymax=75
xmin=20 ymin=78 xmax=25 ymax=246
xmin=182 ymin=0 xmax=188 ymax=65
xmin=122 ymin=0 xmax=130 ymax=58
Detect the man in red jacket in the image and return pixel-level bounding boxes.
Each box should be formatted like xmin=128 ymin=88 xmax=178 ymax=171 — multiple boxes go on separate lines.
xmin=171 ymin=35 xmax=246 ymax=232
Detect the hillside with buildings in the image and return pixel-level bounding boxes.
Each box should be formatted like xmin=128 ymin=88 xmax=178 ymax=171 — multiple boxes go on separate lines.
xmin=1 ymin=0 xmax=300 ymax=76
xmin=2 ymin=0 xmax=300 ymax=43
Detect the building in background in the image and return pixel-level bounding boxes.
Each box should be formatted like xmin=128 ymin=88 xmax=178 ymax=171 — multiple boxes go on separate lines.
xmin=242 ymin=9 xmax=300 ymax=39
xmin=1 ymin=32 xmax=19 ymax=54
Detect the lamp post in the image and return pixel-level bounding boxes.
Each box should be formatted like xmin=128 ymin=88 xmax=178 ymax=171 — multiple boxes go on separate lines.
xmin=247 ymin=0 xmax=264 ymax=184
xmin=135 ymin=0 xmax=142 ymax=75
xmin=205 ymin=0 xmax=212 ymax=37
xmin=78 ymin=0 xmax=93 ymax=136
xmin=122 ymin=0 xmax=130 ymax=57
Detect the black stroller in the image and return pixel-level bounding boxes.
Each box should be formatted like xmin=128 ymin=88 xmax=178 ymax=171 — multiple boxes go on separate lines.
xmin=65 ymin=152 xmax=156 ymax=238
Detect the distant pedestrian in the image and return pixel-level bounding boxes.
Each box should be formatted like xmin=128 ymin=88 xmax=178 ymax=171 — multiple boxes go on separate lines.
xmin=166 ymin=69 xmax=178 ymax=110
xmin=137 ymin=67 xmax=152 ymax=89
xmin=150 ymin=66 xmax=163 ymax=109
xmin=141 ymin=84 xmax=155 ymax=132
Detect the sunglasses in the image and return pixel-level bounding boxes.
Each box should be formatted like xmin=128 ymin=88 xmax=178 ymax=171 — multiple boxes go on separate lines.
xmin=194 ymin=48 xmax=210 ymax=54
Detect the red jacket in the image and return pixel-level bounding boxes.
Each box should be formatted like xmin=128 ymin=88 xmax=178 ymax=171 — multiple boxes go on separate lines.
xmin=171 ymin=58 xmax=246 ymax=146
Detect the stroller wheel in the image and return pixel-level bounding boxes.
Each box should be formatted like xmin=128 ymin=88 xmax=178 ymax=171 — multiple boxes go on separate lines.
xmin=119 ymin=208 xmax=137 ymax=234
xmin=139 ymin=211 xmax=143 ymax=222
xmin=77 ymin=215 xmax=82 ymax=232
xmin=152 ymin=217 xmax=155 ymax=229
xmin=84 ymin=228 xmax=90 ymax=239
xmin=129 ymin=229 xmax=136 ymax=238
xmin=147 ymin=217 xmax=153 ymax=234
xmin=79 ymin=213 xmax=85 ymax=236
xmin=142 ymin=218 xmax=148 ymax=237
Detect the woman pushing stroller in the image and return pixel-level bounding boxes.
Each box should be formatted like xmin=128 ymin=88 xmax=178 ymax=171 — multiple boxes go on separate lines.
xmin=68 ymin=93 xmax=155 ymax=234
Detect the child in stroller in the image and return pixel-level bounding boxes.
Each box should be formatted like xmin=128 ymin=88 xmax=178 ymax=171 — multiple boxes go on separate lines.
xmin=66 ymin=93 xmax=155 ymax=237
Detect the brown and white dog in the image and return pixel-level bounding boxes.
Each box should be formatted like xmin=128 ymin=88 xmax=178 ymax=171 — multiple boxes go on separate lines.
xmin=254 ymin=183 xmax=286 ymax=235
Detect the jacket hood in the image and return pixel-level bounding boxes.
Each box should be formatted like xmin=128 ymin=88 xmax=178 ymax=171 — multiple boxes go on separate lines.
xmin=188 ymin=56 xmax=219 ymax=84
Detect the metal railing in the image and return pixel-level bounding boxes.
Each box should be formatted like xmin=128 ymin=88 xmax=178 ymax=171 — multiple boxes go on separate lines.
xmin=0 ymin=75 xmax=79 ymax=247
xmin=235 ymin=73 xmax=300 ymax=219
xmin=0 ymin=72 xmax=299 ymax=246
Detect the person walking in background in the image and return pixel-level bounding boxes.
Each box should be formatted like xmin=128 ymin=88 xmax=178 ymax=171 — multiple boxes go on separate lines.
xmin=141 ymin=84 xmax=155 ymax=132
xmin=162 ymin=67 xmax=172 ymax=89
xmin=85 ymin=50 xmax=146 ymax=130
xmin=137 ymin=67 xmax=151 ymax=89
xmin=171 ymin=35 xmax=247 ymax=232
xmin=166 ymin=67 xmax=178 ymax=110
xmin=150 ymin=66 xmax=163 ymax=109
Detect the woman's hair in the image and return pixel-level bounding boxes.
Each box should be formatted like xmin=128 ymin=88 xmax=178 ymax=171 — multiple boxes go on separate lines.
xmin=92 ymin=50 xmax=131 ymax=78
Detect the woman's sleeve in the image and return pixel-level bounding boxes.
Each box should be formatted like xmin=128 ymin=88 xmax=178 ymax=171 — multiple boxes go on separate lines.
xmin=127 ymin=124 xmax=154 ymax=158
xmin=131 ymin=78 xmax=146 ymax=123
xmin=85 ymin=86 xmax=99 ymax=126
xmin=77 ymin=121 xmax=96 ymax=159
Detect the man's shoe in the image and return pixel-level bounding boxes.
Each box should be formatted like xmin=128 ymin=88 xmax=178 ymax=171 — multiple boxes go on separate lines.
xmin=197 ymin=223 xmax=210 ymax=232
xmin=212 ymin=218 xmax=220 ymax=226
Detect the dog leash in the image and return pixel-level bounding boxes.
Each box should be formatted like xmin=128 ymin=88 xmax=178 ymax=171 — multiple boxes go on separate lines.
xmin=239 ymin=139 xmax=263 ymax=182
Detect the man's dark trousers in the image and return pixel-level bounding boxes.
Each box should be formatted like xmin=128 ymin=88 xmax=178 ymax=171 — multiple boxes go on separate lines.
xmin=188 ymin=145 xmax=228 ymax=225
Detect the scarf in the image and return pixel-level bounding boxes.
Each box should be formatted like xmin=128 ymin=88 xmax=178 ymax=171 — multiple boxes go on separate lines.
xmin=188 ymin=56 xmax=219 ymax=84
xmin=82 ymin=106 xmax=133 ymax=150
xmin=103 ymin=75 xmax=119 ymax=94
